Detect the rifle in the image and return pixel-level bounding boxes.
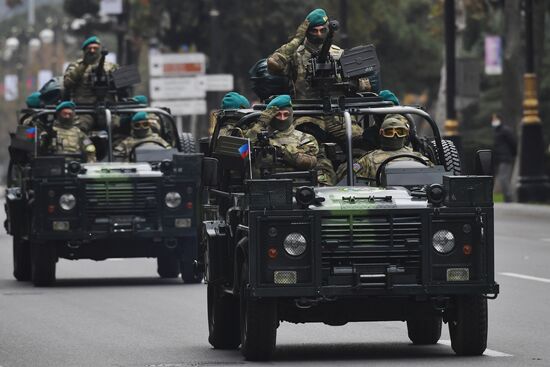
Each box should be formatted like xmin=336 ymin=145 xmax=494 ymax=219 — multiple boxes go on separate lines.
xmin=90 ymin=50 xmax=111 ymax=101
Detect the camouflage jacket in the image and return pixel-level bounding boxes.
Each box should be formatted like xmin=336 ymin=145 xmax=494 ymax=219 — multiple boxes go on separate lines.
xmin=63 ymin=58 xmax=118 ymax=104
xmin=336 ymin=146 xmax=433 ymax=182
xmin=245 ymin=121 xmax=319 ymax=177
xmin=270 ymin=40 xmax=343 ymax=99
xmin=44 ymin=122 xmax=97 ymax=163
xmin=113 ymin=133 xmax=171 ymax=162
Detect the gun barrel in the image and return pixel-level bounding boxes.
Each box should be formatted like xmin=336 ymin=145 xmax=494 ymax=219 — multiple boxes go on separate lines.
xmin=318 ymin=20 xmax=339 ymax=63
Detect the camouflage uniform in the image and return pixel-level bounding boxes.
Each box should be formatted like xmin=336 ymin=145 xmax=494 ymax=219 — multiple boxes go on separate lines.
xmin=245 ymin=117 xmax=319 ymax=178
xmin=43 ymin=121 xmax=97 ymax=163
xmin=336 ymin=146 xmax=433 ymax=182
xmin=63 ymin=58 xmax=118 ymax=132
xmin=113 ymin=132 xmax=171 ymax=162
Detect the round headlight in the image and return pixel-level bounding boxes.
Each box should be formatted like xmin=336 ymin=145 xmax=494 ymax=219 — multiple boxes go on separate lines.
xmin=59 ymin=193 xmax=76 ymax=211
xmin=432 ymin=230 xmax=455 ymax=254
xmin=165 ymin=192 xmax=182 ymax=208
xmin=283 ymin=233 xmax=307 ymax=257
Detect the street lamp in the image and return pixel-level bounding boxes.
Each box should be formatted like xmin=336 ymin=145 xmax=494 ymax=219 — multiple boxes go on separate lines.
xmin=39 ymin=29 xmax=55 ymax=45
xmin=516 ymin=0 xmax=550 ymax=202
xmin=28 ymin=38 xmax=41 ymax=52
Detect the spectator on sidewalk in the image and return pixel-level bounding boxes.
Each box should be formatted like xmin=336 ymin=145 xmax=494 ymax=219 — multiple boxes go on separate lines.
xmin=492 ymin=113 xmax=517 ymax=202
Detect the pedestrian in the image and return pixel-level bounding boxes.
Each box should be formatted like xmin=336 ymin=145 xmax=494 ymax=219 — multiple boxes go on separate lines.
xmin=492 ymin=113 xmax=517 ymax=202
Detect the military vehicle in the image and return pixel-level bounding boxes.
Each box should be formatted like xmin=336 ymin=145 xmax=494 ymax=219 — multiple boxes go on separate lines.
xmin=5 ymin=101 xmax=202 ymax=286
xmin=200 ymin=96 xmax=499 ymax=361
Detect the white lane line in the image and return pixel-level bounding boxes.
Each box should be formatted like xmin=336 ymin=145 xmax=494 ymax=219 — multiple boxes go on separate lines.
xmin=500 ymin=272 xmax=550 ymax=284
xmin=439 ymin=340 xmax=513 ymax=357
xmin=106 ymin=258 xmax=125 ymax=262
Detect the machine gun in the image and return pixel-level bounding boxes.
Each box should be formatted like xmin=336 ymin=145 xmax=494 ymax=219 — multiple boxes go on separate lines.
xmin=307 ymin=20 xmax=381 ymax=100
xmin=90 ymin=50 xmax=112 ymax=101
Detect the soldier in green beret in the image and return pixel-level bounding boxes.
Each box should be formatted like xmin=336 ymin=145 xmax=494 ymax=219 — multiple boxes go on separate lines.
xmin=245 ymin=95 xmax=319 ymax=178
xmin=336 ymin=114 xmax=432 ymax=182
xmin=266 ymin=9 xmax=372 ymax=186
xmin=113 ymin=111 xmax=171 ymax=162
xmin=217 ymin=92 xmax=251 ymax=137
xmin=42 ymin=101 xmax=97 ymax=163
xmin=63 ymin=36 xmax=118 ymax=132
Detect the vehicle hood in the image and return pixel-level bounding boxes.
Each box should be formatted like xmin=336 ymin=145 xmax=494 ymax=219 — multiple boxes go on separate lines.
xmin=78 ymin=162 xmax=162 ymax=179
xmin=311 ymin=186 xmax=428 ymax=210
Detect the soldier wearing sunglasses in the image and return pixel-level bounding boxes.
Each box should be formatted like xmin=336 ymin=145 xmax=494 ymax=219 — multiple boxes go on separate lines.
xmin=113 ymin=111 xmax=171 ymax=161
xmin=337 ymin=114 xmax=432 ymax=181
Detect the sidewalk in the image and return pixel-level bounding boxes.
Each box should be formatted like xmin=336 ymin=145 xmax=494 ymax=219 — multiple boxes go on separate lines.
xmin=494 ymin=202 xmax=550 ymax=218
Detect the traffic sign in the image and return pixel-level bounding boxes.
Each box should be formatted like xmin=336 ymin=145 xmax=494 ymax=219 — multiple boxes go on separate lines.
xmin=149 ymin=76 xmax=206 ymax=100
xmin=205 ymin=74 xmax=234 ymax=92
xmin=152 ymin=99 xmax=207 ymax=116
xmin=149 ymin=53 xmax=206 ymax=77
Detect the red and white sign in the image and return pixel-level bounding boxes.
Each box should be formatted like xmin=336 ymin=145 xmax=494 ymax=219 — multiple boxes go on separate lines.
xmin=149 ymin=53 xmax=206 ymax=77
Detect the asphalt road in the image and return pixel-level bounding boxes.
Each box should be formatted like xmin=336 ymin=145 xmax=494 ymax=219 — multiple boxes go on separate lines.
xmin=1 ymin=203 xmax=549 ymax=367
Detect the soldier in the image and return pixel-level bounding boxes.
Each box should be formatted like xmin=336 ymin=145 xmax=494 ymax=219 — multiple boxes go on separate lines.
xmin=245 ymin=95 xmax=318 ymax=178
xmin=266 ymin=9 xmax=371 ymax=185
xmin=63 ymin=36 xmax=118 ymax=132
xmin=43 ymin=101 xmax=97 ymax=163
xmin=337 ymin=114 xmax=432 ymax=182
xmin=218 ymin=92 xmax=251 ymax=137
xmin=113 ymin=111 xmax=171 ymax=162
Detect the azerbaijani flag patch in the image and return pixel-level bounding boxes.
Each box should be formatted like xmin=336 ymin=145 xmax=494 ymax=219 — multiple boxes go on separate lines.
xmin=25 ymin=127 xmax=36 ymax=139
xmin=238 ymin=143 xmax=249 ymax=159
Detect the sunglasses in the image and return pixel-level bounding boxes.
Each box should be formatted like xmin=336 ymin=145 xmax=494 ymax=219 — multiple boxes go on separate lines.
xmin=133 ymin=121 xmax=150 ymax=128
xmin=275 ymin=110 xmax=291 ymax=120
xmin=380 ymin=127 xmax=408 ymax=138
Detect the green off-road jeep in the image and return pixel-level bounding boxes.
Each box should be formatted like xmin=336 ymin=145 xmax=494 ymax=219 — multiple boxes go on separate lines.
xmin=5 ymin=101 xmax=202 ymax=286
xmin=200 ymin=96 xmax=499 ymax=360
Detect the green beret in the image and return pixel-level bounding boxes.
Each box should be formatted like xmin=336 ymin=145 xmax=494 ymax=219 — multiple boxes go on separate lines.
xmin=55 ymin=101 xmax=76 ymax=112
xmin=379 ymin=89 xmax=400 ymax=106
xmin=82 ymin=36 xmax=101 ymax=50
xmin=221 ymin=92 xmax=250 ymax=109
xmin=132 ymin=111 xmax=148 ymax=122
xmin=267 ymin=94 xmax=292 ymax=109
xmin=26 ymin=92 xmax=41 ymax=108
xmin=132 ymin=95 xmax=148 ymax=104
xmin=306 ymin=8 xmax=328 ymax=27
xmin=381 ymin=114 xmax=409 ymax=130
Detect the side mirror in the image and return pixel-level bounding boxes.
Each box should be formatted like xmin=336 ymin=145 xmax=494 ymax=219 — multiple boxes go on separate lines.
xmin=474 ymin=150 xmax=493 ymax=176
xmin=202 ymin=157 xmax=218 ymax=187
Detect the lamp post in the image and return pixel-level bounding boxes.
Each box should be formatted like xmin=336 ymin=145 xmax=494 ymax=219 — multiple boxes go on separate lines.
xmin=516 ymin=0 xmax=550 ymax=202
xmin=443 ymin=0 xmax=461 ymax=153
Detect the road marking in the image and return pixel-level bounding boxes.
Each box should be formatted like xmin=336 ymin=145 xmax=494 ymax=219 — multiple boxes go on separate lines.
xmin=107 ymin=258 xmax=125 ymax=262
xmin=439 ymin=340 xmax=513 ymax=357
xmin=500 ymin=272 xmax=550 ymax=284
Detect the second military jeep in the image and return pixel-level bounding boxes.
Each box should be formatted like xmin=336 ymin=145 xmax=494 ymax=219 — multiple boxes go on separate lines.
xmin=5 ymin=102 xmax=203 ymax=286
xmin=201 ymin=97 xmax=499 ymax=360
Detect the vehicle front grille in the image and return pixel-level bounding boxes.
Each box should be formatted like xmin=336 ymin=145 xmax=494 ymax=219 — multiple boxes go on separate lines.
xmin=84 ymin=179 xmax=160 ymax=230
xmin=321 ymin=214 xmax=423 ymax=284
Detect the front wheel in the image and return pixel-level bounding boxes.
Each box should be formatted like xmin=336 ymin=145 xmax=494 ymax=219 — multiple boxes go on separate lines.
xmin=13 ymin=236 xmax=31 ymax=281
xmin=407 ymin=315 xmax=442 ymax=345
xmin=157 ymin=254 xmax=180 ymax=278
xmin=31 ymin=241 xmax=57 ymax=287
xmin=207 ymin=284 xmax=240 ymax=349
xmin=239 ymin=263 xmax=277 ymax=361
xmin=449 ymin=295 xmax=488 ymax=355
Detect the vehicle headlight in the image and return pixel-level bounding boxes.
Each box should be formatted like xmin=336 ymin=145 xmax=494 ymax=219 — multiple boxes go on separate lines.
xmin=59 ymin=193 xmax=76 ymax=211
xmin=165 ymin=192 xmax=182 ymax=208
xmin=432 ymin=229 xmax=455 ymax=254
xmin=283 ymin=233 xmax=307 ymax=257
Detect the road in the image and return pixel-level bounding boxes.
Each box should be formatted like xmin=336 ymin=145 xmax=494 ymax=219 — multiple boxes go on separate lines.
xmin=1 ymin=203 xmax=549 ymax=367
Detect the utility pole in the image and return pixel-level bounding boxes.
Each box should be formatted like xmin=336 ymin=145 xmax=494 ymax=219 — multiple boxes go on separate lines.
xmin=516 ymin=0 xmax=550 ymax=202
xmin=339 ymin=0 xmax=348 ymax=49
xmin=443 ymin=0 xmax=461 ymax=153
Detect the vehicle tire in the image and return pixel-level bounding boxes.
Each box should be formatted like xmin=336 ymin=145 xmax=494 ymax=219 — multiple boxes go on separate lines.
xmin=407 ymin=315 xmax=442 ymax=345
xmin=180 ymin=132 xmax=196 ymax=153
xmin=449 ymin=295 xmax=488 ymax=356
xmin=207 ymin=283 xmax=241 ymax=349
xmin=181 ymin=260 xmax=203 ymax=284
xmin=31 ymin=241 xmax=57 ymax=287
xmin=13 ymin=236 xmax=31 ymax=281
xmin=156 ymin=254 xmax=180 ymax=278
xmin=239 ymin=263 xmax=277 ymax=361
xmin=430 ymin=139 xmax=461 ymax=175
